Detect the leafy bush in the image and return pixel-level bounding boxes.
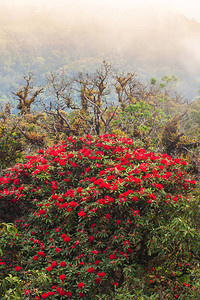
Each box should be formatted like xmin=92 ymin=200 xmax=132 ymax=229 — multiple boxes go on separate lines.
xmin=0 ymin=126 xmax=23 ymax=171
xmin=0 ymin=134 xmax=199 ymax=299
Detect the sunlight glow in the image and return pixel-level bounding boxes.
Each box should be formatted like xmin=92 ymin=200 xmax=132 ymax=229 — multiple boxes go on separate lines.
xmin=1 ymin=0 xmax=200 ymax=21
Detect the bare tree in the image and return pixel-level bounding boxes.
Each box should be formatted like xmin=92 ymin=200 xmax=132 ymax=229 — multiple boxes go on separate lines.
xmin=42 ymin=69 xmax=76 ymax=138
xmin=12 ymin=73 xmax=43 ymax=116
xmin=76 ymin=61 xmax=117 ymax=135
xmin=113 ymin=72 xmax=139 ymax=111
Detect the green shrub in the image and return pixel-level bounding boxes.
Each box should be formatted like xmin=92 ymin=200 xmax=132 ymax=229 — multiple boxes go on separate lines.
xmin=0 ymin=134 xmax=199 ymax=299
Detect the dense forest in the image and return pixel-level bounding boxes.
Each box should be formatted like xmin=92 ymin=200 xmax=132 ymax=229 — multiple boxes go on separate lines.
xmin=0 ymin=4 xmax=200 ymax=300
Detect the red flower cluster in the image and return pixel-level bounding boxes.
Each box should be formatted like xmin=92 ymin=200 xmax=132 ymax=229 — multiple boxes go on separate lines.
xmin=0 ymin=134 xmax=197 ymax=299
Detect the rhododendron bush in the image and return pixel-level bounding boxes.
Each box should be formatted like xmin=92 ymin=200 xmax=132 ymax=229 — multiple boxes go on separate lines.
xmin=0 ymin=134 xmax=199 ymax=299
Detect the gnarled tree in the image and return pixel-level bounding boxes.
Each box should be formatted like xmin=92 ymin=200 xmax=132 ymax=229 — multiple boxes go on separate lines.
xmin=76 ymin=61 xmax=117 ymax=135
xmin=12 ymin=73 xmax=43 ymax=116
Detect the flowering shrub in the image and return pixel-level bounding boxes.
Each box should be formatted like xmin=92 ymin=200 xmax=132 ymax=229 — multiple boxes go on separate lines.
xmin=0 ymin=134 xmax=199 ymax=299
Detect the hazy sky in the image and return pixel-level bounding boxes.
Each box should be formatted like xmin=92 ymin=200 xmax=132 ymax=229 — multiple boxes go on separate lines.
xmin=1 ymin=0 xmax=200 ymax=21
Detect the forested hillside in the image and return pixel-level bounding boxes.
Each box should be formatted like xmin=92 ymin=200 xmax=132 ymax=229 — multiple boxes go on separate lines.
xmin=1 ymin=4 xmax=200 ymax=106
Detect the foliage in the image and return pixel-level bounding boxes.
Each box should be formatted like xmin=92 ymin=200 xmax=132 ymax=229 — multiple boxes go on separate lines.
xmin=0 ymin=105 xmax=48 ymax=173
xmin=0 ymin=223 xmax=21 ymax=299
xmin=113 ymin=99 xmax=169 ymax=146
xmin=0 ymin=104 xmax=24 ymax=171
xmin=0 ymin=222 xmax=18 ymax=256
xmin=160 ymin=100 xmax=200 ymax=175
xmin=181 ymin=97 xmax=200 ymax=140
xmin=0 ymin=274 xmax=23 ymax=300
xmin=0 ymin=134 xmax=199 ymax=299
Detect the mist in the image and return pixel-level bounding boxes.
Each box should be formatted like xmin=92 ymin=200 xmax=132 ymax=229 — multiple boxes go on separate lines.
xmin=0 ymin=3 xmax=200 ymax=99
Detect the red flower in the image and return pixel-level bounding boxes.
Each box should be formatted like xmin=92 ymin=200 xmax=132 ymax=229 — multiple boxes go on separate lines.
xmin=60 ymin=261 xmax=66 ymax=267
xmin=131 ymin=209 xmax=140 ymax=216
xmin=59 ymin=274 xmax=65 ymax=282
xmin=41 ymin=293 xmax=48 ymax=299
xmin=88 ymin=267 xmax=95 ymax=273
xmin=59 ymin=160 xmax=66 ymax=166
xmin=173 ymin=197 xmax=178 ymax=203
xmin=38 ymin=251 xmax=45 ymax=257
xmin=123 ymin=240 xmax=130 ymax=246
xmin=37 ymin=209 xmax=46 ymax=216
xmin=38 ymin=149 xmax=44 ymax=154
xmin=78 ymin=282 xmax=85 ymax=289
xmin=51 ymin=286 xmax=57 ymax=290
xmin=71 ymin=162 xmax=77 ymax=168
xmin=109 ymin=254 xmax=117 ymax=260
xmin=98 ymin=272 xmax=106 ymax=278
xmin=79 ymin=292 xmax=85 ymax=297
xmin=105 ymin=213 xmax=111 ymax=219
xmin=88 ymin=236 xmax=94 ymax=242
xmin=174 ymin=158 xmax=181 ymax=164
xmin=66 ymin=291 xmax=72 ymax=297
xmin=51 ymin=261 xmax=57 ymax=267
xmin=132 ymin=196 xmax=138 ymax=201
xmin=14 ymin=266 xmax=22 ymax=271
xmin=95 ymin=277 xmax=101 ymax=284
xmin=69 ymin=201 xmax=77 ymax=207
xmin=47 ymin=291 xmax=55 ymax=296
xmin=160 ymin=159 xmax=168 ymax=165
xmin=78 ymin=211 xmax=86 ymax=217
xmin=57 ymin=288 xmax=65 ymax=296
xmin=55 ymin=247 xmax=62 ymax=253
xmin=55 ymin=227 xmax=61 ymax=232
xmin=149 ymin=193 xmax=156 ymax=200
xmin=32 ymin=256 xmax=38 ymax=261
xmin=77 ymin=187 xmax=83 ymax=193
xmin=64 ymin=236 xmax=71 ymax=243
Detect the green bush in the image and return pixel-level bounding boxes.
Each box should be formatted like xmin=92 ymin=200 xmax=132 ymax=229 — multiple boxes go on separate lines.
xmin=0 ymin=134 xmax=199 ymax=299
